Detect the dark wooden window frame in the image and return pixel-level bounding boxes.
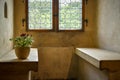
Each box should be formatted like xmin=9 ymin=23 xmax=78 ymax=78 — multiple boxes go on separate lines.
xmin=26 ymin=0 xmax=85 ymax=32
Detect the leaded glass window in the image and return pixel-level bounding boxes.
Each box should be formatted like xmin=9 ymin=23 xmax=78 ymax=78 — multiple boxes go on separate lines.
xmin=59 ymin=0 xmax=83 ymax=30
xmin=28 ymin=0 xmax=52 ymax=30
xmin=27 ymin=0 xmax=84 ymax=31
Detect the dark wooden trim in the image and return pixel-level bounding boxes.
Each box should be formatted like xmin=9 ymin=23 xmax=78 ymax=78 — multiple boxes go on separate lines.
xmin=100 ymin=60 xmax=120 ymax=72
xmin=25 ymin=29 xmax=55 ymax=32
xmin=82 ymin=0 xmax=85 ymax=32
xmin=26 ymin=0 xmax=29 ymax=31
xmin=53 ymin=0 xmax=59 ymax=32
xmin=58 ymin=30 xmax=84 ymax=32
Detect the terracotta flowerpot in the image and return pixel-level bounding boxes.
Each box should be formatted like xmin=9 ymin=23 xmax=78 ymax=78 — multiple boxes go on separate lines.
xmin=15 ymin=47 xmax=30 ymax=59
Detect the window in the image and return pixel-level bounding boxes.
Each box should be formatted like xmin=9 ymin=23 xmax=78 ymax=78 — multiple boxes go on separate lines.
xmin=26 ymin=0 xmax=85 ymax=31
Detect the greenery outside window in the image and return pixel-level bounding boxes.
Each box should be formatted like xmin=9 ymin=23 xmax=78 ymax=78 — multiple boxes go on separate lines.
xmin=26 ymin=0 xmax=85 ymax=31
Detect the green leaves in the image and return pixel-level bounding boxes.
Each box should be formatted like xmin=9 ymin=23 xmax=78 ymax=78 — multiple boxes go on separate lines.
xmin=10 ymin=34 xmax=34 ymax=47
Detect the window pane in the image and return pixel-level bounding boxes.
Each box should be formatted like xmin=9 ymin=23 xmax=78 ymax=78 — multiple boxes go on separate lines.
xmin=59 ymin=0 xmax=82 ymax=30
xmin=28 ymin=0 xmax=52 ymax=30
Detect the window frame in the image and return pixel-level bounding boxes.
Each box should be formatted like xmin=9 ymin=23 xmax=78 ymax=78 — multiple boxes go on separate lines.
xmin=26 ymin=0 xmax=85 ymax=32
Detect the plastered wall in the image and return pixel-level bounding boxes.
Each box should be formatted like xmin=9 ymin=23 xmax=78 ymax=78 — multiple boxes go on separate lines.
xmin=77 ymin=0 xmax=120 ymax=79
xmin=96 ymin=0 xmax=120 ymax=52
xmin=14 ymin=0 xmax=97 ymax=79
xmin=78 ymin=57 xmax=108 ymax=80
xmin=0 ymin=0 xmax=13 ymax=58
xmin=14 ymin=0 xmax=97 ymax=48
xmin=38 ymin=47 xmax=77 ymax=79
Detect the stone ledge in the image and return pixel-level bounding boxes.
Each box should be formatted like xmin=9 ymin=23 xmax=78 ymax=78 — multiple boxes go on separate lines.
xmin=75 ymin=48 xmax=120 ymax=71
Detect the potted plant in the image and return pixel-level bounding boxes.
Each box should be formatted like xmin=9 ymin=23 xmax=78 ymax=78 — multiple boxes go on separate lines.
xmin=10 ymin=33 xmax=34 ymax=59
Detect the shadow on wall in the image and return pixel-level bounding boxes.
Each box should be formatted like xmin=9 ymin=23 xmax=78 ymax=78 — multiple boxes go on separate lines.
xmin=32 ymin=47 xmax=78 ymax=80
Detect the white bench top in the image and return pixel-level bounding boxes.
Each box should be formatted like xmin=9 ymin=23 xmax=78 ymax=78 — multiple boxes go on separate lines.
xmin=0 ymin=48 xmax=38 ymax=62
xmin=76 ymin=48 xmax=120 ymax=68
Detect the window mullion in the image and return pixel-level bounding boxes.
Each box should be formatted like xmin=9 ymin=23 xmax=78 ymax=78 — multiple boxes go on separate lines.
xmin=53 ymin=0 xmax=59 ymax=31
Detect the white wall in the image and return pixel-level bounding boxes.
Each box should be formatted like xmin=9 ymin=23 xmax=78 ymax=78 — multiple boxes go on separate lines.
xmin=96 ymin=0 xmax=120 ymax=53
xmin=78 ymin=57 xmax=108 ymax=80
xmin=0 ymin=0 xmax=13 ymax=58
